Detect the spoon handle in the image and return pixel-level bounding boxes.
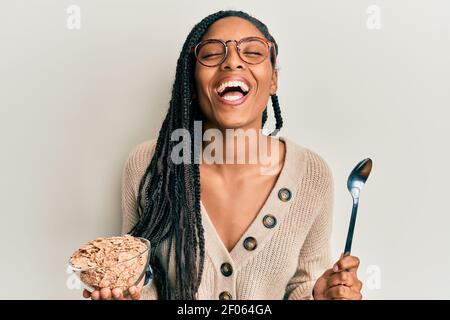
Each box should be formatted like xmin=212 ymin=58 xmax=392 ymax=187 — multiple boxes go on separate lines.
xmin=344 ymin=199 xmax=359 ymax=254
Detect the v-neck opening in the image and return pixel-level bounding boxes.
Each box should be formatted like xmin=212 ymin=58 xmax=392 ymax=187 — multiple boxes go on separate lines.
xmin=200 ymin=136 xmax=294 ymax=261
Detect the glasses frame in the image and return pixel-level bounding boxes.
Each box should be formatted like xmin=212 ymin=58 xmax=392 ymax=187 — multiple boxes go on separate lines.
xmin=191 ymin=36 xmax=277 ymax=67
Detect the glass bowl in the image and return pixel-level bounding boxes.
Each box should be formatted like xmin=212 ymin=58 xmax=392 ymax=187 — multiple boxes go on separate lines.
xmin=68 ymin=237 xmax=150 ymax=296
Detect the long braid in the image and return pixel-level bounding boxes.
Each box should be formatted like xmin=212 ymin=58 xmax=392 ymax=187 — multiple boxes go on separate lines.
xmin=262 ymin=107 xmax=268 ymax=128
xmin=269 ymin=94 xmax=283 ymax=136
xmin=130 ymin=10 xmax=283 ymax=300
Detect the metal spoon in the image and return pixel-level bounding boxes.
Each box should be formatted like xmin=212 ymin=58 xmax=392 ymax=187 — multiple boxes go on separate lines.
xmin=344 ymin=158 xmax=373 ymax=255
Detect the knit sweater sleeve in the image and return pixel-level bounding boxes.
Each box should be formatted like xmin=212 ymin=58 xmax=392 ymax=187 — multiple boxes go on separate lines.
xmin=284 ymin=154 xmax=334 ymax=300
xmin=121 ymin=138 xmax=159 ymax=300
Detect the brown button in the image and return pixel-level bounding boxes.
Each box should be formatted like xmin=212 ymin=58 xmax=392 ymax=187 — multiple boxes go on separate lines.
xmin=219 ymin=291 xmax=232 ymax=300
xmin=263 ymin=214 xmax=277 ymax=229
xmin=243 ymin=237 xmax=257 ymax=251
xmin=278 ymin=188 xmax=292 ymax=202
xmin=220 ymin=263 xmax=233 ymax=277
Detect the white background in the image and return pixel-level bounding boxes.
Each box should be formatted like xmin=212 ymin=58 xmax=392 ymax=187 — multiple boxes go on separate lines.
xmin=1 ymin=0 xmax=449 ymax=299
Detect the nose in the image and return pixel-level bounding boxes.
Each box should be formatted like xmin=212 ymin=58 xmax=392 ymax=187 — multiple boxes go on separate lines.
xmin=220 ymin=41 xmax=245 ymax=71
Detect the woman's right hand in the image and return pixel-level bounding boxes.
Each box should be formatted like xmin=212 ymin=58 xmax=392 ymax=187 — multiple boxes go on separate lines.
xmin=82 ymin=276 xmax=145 ymax=300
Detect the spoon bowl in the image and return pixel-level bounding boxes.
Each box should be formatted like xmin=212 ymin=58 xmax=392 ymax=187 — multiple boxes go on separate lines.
xmin=347 ymin=158 xmax=373 ymax=198
xmin=344 ymin=158 xmax=373 ymax=254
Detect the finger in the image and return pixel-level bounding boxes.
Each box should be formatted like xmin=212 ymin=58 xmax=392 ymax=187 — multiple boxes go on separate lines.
xmin=128 ymin=286 xmax=141 ymax=300
xmin=326 ymin=285 xmax=352 ymax=300
xmin=137 ymin=276 xmax=145 ymax=289
xmin=333 ymin=255 xmax=360 ymax=273
xmin=320 ymin=268 xmax=335 ymax=280
xmin=326 ymin=271 xmax=355 ymax=288
xmin=111 ymin=288 xmax=124 ymax=300
xmin=348 ymin=285 xmax=363 ymax=300
xmin=100 ymin=288 xmax=112 ymax=300
xmin=327 ymin=285 xmax=362 ymax=300
xmin=355 ymin=279 xmax=363 ymax=291
xmin=82 ymin=289 xmax=91 ymax=299
xmin=91 ymin=290 xmax=100 ymax=300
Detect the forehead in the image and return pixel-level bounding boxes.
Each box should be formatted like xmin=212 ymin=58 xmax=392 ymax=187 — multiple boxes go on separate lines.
xmin=200 ymin=17 xmax=265 ymax=41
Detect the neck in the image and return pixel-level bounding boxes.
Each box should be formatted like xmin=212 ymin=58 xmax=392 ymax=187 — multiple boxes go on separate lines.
xmin=199 ymin=121 xmax=284 ymax=178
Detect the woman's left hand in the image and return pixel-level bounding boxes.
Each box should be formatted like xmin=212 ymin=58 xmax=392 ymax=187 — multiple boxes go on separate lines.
xmin=312 ymin=253 xmax=363 ymax=300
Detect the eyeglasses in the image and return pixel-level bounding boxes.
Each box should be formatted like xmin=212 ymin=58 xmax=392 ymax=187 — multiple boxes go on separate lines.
xmin=191 ymin=36 xmax=276 ymax=67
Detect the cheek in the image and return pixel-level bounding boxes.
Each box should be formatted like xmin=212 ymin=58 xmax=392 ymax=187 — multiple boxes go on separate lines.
xmin=194 ymin=66 xmax=217 ymax=117
xmin=254 ymin=64 xmax=275 ymax=93
xmin=254 ymin=75 xmax=274 ymax=105
xmin=195 ymin=66 xmax=213 ymax=97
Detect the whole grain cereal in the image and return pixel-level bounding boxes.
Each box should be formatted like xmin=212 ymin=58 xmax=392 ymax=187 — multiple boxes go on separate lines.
xmin=69 ymin=235 xmax=149 ymax=290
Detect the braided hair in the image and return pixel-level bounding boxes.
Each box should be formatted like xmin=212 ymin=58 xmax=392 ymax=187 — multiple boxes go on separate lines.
xmin=129 ymin=10 xmax=283 ymax=300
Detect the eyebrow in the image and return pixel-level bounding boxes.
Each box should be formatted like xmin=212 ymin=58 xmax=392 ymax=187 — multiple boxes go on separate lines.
xmin=202 ymin=36 xmax=264 ymax=41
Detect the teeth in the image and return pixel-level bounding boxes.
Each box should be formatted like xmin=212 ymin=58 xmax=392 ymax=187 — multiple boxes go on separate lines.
xmin=222 ymin=95 xmax=243 ymax=101
xmin=216 ymin=80 xmax=249 ymax=94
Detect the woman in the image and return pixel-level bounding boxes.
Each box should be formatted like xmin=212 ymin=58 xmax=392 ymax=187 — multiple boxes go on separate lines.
xmin=84 ymin=10 xmax=363 ymax=300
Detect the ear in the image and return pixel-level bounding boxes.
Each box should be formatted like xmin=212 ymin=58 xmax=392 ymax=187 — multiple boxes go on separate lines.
xmin=270 ymin=68 xmax=278 ymax=95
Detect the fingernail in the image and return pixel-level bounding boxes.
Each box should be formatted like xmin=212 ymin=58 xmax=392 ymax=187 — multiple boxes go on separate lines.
xmin=333 ymin=264 xmax=339 ymax=272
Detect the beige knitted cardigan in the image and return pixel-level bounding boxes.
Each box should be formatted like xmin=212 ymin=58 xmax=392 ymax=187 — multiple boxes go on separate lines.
xmin=121 ymin=136 xmax=334 ymax=300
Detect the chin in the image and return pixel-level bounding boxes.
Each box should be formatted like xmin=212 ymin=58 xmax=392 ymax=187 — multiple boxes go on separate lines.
xmin=217 ymin=119 xmax=248 ymax=130
xmin=200 ymin=101 xmax=261 ymax=131
xmin=219 ymin=120 xmax=262 ymax=133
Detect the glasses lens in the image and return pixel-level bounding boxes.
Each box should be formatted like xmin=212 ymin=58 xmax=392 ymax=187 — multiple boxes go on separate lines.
xmin=239 ymin=39 xmax=269 ymax=64
xmin=196 ymin=41 xmax=226 ymax=66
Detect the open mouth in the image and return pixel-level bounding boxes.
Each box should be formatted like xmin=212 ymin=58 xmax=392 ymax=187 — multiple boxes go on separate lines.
xmin=215 ymin=80 xmax=250 ymax=104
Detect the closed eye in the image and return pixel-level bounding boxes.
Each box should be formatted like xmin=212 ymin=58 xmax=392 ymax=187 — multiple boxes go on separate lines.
xmin=202 ymin=53 xmax=222 ymax=59
xmin=244 ymin=52 xmax=263 ymax=56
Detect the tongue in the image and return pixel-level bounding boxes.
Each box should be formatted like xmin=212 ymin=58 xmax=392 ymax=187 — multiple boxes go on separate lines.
xmin=222 ymin=91 xmax=244 ymax=99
